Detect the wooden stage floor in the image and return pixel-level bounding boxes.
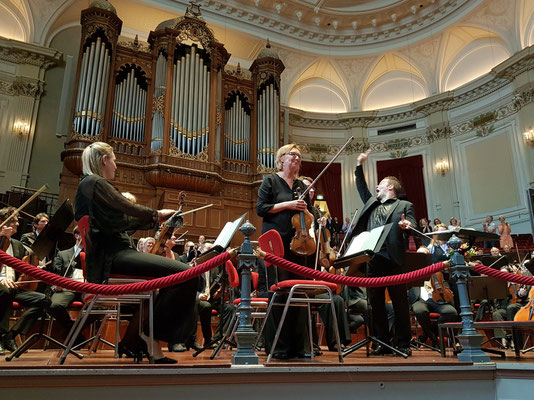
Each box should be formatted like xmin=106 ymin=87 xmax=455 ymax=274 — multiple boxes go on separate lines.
xmin=1 ymin=344 xmax=533 ymax=368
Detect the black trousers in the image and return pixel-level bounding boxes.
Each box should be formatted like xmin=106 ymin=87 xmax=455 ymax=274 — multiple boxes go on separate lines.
xmin=412 ymin=299 xmax=458 ymax=342
xmin=0 ymin=286 xmax=48 ymax=336
xmin=49 ymin=290 xmax=77 ymax=339
xmin=367 ymin=258 xmax=411 ymax=348
xmin=110 ymin=249 xmax=199 ymax=343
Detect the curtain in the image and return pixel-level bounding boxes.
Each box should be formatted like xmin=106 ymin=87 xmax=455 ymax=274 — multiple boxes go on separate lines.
xmin=301 ymin=161 xmax=343 ymax=220
xmin=376 ymin=155 xmax=428 ymax=222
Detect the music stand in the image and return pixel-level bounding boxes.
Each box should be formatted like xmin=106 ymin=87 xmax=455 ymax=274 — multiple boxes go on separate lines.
xmin=191 ymin=213 xmax=246 ymax=357
xmin=6 ymin=200 xmax=83 ymax=362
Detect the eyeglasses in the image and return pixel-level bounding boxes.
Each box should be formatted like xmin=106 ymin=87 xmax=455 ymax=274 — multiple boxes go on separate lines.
xmin=285 ymin=151 xmax=301 ymax=159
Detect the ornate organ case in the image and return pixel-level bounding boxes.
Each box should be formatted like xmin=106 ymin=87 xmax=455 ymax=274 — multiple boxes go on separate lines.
xmin=59 ymin=2 xmax=284 ymax=240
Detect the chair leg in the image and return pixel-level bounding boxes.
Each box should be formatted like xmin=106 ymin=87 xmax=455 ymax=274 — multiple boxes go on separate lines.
xmin=306 ymin=300 xmax=313 ymax=360
xmin=326 ymin=288 xmax=343 ymax=363
xmin=254 ymin=293 xmax=277 ymax=349
xmin=59 ymin=295 xmax=98 ymax=364
xmin=267 ymin=290 xmax=294 ymax=363
xmin=44 ymin=315 xmax=54 ymax=351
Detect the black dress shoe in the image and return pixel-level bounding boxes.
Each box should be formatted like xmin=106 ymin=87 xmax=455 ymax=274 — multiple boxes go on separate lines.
xmin=185 ymin=340 xmax=202 ymax=352
xmin=154 ymin=356 xmax=178 ymax=364
xmin=371 ymin=344 xmax=393 ymax=355
xmin=3 ymin=338 xmax=18 ymax=353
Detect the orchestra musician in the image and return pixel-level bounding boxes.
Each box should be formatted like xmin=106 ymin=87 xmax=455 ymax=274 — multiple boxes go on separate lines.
xmin=0 ymin=207 xmax=49 ymax=355
xmin=256 ymin=144 xmax=312 ymax=359
xmin=74 ymin=142 xmax=198 ymax=364
xmin=349 ymin=149 xmax=415 ymax=356
xmin=20 ymin=212 xmax=49 ymax=248
xmin=48 ymin=227 xmax=86 ymax=341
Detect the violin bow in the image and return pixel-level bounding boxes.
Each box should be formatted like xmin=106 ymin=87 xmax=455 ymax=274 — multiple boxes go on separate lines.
xmin=298 ymin=136 xmax=354 ymax=200
xmin=0 ymin=184 xmax=48 ymax=229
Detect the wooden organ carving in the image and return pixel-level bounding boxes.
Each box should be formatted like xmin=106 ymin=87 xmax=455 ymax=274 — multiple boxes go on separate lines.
xmin=59 ymin=1 xmax=285 ymax=241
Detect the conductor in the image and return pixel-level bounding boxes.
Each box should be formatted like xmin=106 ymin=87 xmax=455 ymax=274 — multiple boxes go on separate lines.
xmin=350 ymin=149 xmax=416 ymax=356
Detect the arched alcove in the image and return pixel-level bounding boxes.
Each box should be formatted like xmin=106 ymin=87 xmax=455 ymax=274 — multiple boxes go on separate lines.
xmin=442 ymin=39 xmax=510 ymax=91
xmin=361 ymin=71 xmax=427 ymax=110
xmin=289 ymin=77 xmax=349 ymax=113
xmin=0 ymin=2 xmax=28 ymax=41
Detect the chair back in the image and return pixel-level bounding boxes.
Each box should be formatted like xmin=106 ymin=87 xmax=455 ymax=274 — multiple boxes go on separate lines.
xmin=77 ymin=215 xmax=90 ymax=253
xmin=225 ymin=260 xmax=240 ymax=288
xmin=258 ymin=229 xmax=284 ymax=267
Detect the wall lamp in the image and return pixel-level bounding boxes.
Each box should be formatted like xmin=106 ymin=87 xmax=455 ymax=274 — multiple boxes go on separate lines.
xmin=435 ymin=159 xmax=449 ymax=176
xmin=13 ymin=120 xmax=30 ymax=135
xmin=524 ymin=128 xmax=534 ymax=144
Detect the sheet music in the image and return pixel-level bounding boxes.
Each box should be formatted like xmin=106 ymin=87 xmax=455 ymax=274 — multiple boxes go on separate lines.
xmin=213 ymin=213 xmax=246 ymax=249
xmin=344 ymin=225 xmax=385 ymax=257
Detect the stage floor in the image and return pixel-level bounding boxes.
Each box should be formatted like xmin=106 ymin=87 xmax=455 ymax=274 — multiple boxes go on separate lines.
xmin=1 ymin=343 xmax=533 ymax=368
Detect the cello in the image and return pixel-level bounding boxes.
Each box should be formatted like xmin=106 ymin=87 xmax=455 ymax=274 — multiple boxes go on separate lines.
xmin=430 ymin=271 xmax=454 ymax=304
xmin=514 ymin=288 xmax=534 ymax=321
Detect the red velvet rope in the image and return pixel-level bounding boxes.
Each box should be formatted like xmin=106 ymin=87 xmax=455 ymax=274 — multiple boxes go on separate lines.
xmin=263 ymin=252 xmax=447 ymax=287
xmin=474 ymin=263 xmax=534 ymax=286
xmin=0 ymin=250 xmax=230 ymax=295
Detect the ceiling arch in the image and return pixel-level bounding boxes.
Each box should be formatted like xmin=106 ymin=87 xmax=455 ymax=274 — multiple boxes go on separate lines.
xmin=289 ymin=77 xmax=349 ymax=113
xmin=361 ymin=70 xmax=427 ymax=110
xmin=441 ymin=37 xmax=510 ymax=91
xmin=0 ymin=0 xmax=30 ymax=41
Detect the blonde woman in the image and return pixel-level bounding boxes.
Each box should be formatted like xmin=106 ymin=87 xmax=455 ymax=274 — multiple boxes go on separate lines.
xmin=256 ymin=144 xmax=312 ymax=359
xmin=75 ymin=142 xmax=198 ymax=364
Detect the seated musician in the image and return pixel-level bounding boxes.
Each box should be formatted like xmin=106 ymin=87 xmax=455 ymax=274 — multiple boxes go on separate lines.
xmin=75 ymin=142 xmax=198 ymax=364
xmin=48 ymin=227 xmax=85 ymax=340
xmin=0 ymin=207 xmax=49 ymax=355
xmin=20 ymin=212 xmax=49 ymax=248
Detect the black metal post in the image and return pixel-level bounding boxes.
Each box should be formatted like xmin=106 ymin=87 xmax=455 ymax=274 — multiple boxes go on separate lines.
xmin=231 ymin=220 xmax=259 ymax=365
xmin=447 ymin=234 xmax=490 ymax=363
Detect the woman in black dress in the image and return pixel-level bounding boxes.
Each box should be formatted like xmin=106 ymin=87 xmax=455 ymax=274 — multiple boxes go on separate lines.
xmin=256 ymin=144 xmax=313 ymax=359
xmin=75 ymin=142 xmax=198 ymax=363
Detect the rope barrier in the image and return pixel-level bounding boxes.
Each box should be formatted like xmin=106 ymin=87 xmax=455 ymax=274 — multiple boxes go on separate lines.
xmin=474 ymin=263 xmax=534 ymax=286
xmin=263 ymin=252 xmax=447 ymax=287
xmin=0 ymin=250 xmax=231 ymax=295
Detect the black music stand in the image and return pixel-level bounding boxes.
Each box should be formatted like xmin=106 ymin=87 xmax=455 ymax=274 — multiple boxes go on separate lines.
xmin=6 ymin=200 xmax=83 ymax=362
xmin=188 ymin=213 xmax=246 ymax=357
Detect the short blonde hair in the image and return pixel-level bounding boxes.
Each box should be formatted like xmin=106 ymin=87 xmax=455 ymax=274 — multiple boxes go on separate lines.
xmin=275 ymin=144 xmax=301 ymax=171
xmin=82 ymin=142 xmax=114 ymax=176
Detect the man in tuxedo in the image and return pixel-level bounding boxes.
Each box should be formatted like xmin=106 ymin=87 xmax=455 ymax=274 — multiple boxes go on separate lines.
xmin=350 ymin=150 xmax=416 ymax=356
xmin=0 ymin=207 xmax=49 ymax=355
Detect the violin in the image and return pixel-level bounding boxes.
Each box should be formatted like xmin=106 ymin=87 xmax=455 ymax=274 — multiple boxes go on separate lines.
xmin=318 ymin=221 xmax=336 ymax=268
xmin=505 ymin=264 xmax=522 ymax=304
xmin=430 ymin=272 xmax=454 ymax=304
xmin=514 ymin=287 xmax=534 ymax=321
xmin=290 ymin=187 xmax=316 ymax=256
xmin=151 ymin=192 xmax=186 ymax=256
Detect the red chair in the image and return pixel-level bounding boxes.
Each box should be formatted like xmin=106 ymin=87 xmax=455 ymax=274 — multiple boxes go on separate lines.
xmin=60 ymin=216 xmax=155 ymax=364
xmin=256 ymin=229 xmax=343 ymax=363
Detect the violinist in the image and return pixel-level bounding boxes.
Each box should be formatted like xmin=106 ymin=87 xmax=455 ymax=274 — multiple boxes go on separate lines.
xmin=412 ymin=224 xmax=458 ymax=347
xmin=349 ymin=149 xmax=415 ymax=356
xmin=256 ymin=144 xmax=312 ymax=359
xmin=20 ymin=212 xmax=49 ymax=248
xmin=75 ymin=142 xmax=198 ymax=364
xmin=0 ymin=207 xmax=48 ymax=355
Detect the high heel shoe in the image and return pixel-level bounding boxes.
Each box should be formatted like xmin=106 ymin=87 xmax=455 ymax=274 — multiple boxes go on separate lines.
xmin=154 ymin=356 xmax=177 ymax=364
xmin=117 ymin=342 xmax=136 ymax=359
